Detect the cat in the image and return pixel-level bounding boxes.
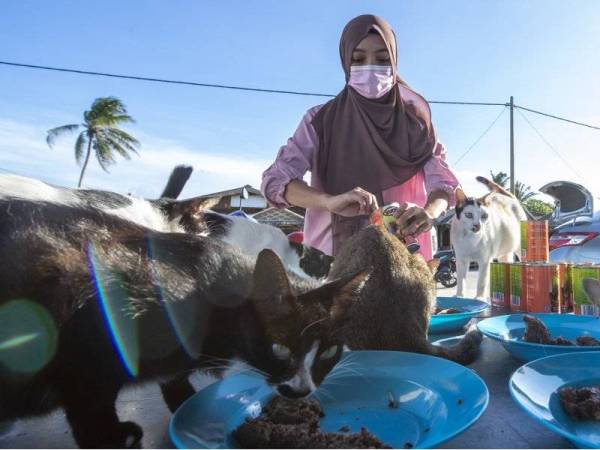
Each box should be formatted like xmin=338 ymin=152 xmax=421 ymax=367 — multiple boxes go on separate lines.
xmin=328 ymin=224 xmax=482 ymax=365
xmin=450 ymin=176 xmax=528 ymax=300
xmin=0 ymin=174 xmax=332 ymax=280
xmin=0 ymin=198 xmax=368 ymax=448
xmin=203 ymin=211 xmax=334 ymax=279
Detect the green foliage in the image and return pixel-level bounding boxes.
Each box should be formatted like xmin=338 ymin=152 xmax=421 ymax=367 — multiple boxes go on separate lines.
xmin=46 ymin=97 xmax=140 ymax=187
xmin=489 ymin=170 xmax=509 ymax=188
xmin=514 ymin=180 xmax=535 ymax=202
xmin=525 ymin=198 xmax=554 ymax=218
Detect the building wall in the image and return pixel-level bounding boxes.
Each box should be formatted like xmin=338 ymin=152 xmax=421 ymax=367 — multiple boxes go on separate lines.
xmin=229 ymin=195 xmax=267 ymax=209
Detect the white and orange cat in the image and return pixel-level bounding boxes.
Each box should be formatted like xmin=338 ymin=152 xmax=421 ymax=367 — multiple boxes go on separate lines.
xmin=451 ymin=176 xmax=527 ymax=300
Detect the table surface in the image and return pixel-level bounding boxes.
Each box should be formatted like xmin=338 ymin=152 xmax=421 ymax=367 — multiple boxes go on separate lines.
xmin=0 ymin=273 xmax=575 ymax=449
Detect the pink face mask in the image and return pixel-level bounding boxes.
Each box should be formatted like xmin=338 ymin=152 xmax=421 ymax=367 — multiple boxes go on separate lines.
xmin=348 ymin=65 xmax=394 ymax=99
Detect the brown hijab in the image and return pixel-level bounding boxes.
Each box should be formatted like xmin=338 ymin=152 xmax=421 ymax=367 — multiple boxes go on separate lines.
xmin=312 ymin=14 xmax=437 ymax=255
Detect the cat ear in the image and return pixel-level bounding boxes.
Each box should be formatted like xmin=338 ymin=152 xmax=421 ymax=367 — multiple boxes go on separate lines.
xmin=454 ymin=187 xmax=467 ymax=206
xmin=316 ymin=270 xmax=371 ymax=322
xmin=583 ymin=278 xmax=600 ymax=307
xmin=479 ymin=192 xmax=493 ymax=206
xmin=251 ymin=249 xmax=296 ymax=319
xmin=159 ymin=196 xmax=221 ymax=221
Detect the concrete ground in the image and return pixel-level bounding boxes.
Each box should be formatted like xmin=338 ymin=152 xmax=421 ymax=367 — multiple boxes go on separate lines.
xmin=0 ymin=270 xmax=573 ymax=449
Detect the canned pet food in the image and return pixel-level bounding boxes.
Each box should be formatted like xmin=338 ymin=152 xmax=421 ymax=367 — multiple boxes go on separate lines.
xmin=490 ymin=262 xmax=510 ymax=308
xmin=522 ymin=263 xmax=561 ymax=313
xmin=520 ymin=220 xmax=550 ymax=262
xmin=572 ymin=265 xmax=600 ymax=316
xmin=509 ymin=263 xmax=526 ymax=312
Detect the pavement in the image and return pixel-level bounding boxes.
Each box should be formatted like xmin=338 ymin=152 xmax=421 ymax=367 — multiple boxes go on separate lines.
xmin=0 ymin=270 xmax=574 ymax=449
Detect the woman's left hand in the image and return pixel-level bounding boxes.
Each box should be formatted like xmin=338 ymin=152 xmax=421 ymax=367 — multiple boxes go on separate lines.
xmin=393 ymin=202 xmax=434 ymax=238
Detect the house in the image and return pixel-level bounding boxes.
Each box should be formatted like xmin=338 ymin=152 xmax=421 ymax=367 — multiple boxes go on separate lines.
xmin=198 ymin=185 xmax=305 ymax=234
xmin=197 ymin=185 xmax=266 ymax=214
xmin=252 ymin=207 xmax=304 ymax=234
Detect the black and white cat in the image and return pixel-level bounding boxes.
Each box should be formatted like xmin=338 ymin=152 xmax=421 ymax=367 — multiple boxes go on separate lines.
xmin=0 ymin=174 xmax=332 ymax=279
xmin=0 ymin=197 xmax=367 ymax=448
xmin=450 ymin=176 xmax=527 ymax=299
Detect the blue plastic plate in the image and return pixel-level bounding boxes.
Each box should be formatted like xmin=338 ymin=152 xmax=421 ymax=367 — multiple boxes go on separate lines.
xmin=169 ymin=351 xmax=489 ymax=449
xmin=477 ymin=313 xmax=600 ymax=362
xmin=510 ymin=351 xmax=600 ymax=448
xmin=429 ymin=297 xmax=489 ymax=334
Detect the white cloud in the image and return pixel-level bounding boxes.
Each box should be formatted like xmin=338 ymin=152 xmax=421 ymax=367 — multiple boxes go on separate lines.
xmin=0 ymin=118 xmax=272 ymax=198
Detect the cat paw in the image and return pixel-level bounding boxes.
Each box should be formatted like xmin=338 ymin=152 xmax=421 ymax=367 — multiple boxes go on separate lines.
xmin=116 ymin=421 xmax=143 ymax=448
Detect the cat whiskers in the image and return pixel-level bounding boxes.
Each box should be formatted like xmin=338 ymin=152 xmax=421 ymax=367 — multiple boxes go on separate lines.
xmin=301 ymin=317 xmax=328 ymax=336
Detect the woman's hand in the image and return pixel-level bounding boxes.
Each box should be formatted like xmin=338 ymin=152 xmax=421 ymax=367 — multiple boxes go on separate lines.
xmin=324 ymin=187 xmax=379 ymax=217
xmin=393 ymin=202 xmax=434 ymax=238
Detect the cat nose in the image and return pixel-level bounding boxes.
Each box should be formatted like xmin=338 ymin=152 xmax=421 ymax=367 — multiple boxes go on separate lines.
xmin=472 ymin=224 xmax=481 ymax=232
xmin=277 ymin=384 xmax=311 ymax=399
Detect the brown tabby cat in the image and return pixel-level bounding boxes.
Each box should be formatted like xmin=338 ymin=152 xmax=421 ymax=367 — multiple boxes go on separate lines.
xmin=329 ymin=225 xmax=482 ymax=364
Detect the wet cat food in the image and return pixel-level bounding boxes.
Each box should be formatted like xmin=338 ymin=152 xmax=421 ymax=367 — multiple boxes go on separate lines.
xmin=522 ymin=315 xmax=600 ymax=346
xmin=559 ymin=386 xmax=600 ymax=421
xmin=233 ymin=397 xmax=391 ymax=448
xmin=434 ymin=307 xmax=461 ymax=315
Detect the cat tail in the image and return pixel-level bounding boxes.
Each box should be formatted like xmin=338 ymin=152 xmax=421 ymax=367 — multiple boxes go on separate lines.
xmin=476 ymin=176 xmax=514 ymax=198
xmin=424 ymin=324 xmax=483 ymax=365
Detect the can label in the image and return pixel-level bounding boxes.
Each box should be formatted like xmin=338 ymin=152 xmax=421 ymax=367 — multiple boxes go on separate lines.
xmin=572 ymin=265 xmax=600 ymax=316
xmin=510 ymin=263 xmax=526 ymax=312
xmin=490 ymin=262 xmax=510 ymax=308
xmin=370 ymin=203 xmax=399 ymax=232
xmin=520 ymin=221 xmax=549 ymax=263
xmin=559 ymin=263 xmax=574 ymax=312
xmin=522 ymin=263 xmax=561 ymax=313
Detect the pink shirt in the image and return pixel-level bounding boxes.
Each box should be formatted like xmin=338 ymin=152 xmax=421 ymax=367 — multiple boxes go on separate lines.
xmin=261 ymin=88 xmax=459 ymax=260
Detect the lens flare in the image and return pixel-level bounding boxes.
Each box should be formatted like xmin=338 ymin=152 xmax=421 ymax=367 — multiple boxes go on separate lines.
xmin=146 ymin=237 xmax=205 ymax=359
xmin=0 ymin=299 xmax=58 ymax=373
xmin=86 ymin=242 xmax=139 ymax=378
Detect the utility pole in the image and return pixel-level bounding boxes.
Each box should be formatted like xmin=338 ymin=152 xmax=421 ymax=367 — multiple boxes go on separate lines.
xmin=509 ymin=96 xmax=515 ymax=194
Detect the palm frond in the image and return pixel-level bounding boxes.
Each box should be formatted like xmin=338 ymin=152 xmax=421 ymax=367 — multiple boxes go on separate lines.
xmin=105 ymin=128 xmax=140 ymax=155
xmin=84 ymin=97 xmax=130 ymax=127
xmin=46 ymin=124 xmax=79 ymax=148
xmin=100 ymin=132 xmax=132 ymax=161
xmin=74 ymin=132 xmax=88 ymax=164
xmin=93 ymin=138 xmax=116 ymax=173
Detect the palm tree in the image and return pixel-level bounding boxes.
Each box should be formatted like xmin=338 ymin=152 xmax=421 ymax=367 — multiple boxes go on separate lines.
xmin=514 ymin=180 xmax=535 ymax=202
xmin=489 ymin=170 xmax=510 ymax=189
xmin=47 ymin=97 xmax=140 ymax=187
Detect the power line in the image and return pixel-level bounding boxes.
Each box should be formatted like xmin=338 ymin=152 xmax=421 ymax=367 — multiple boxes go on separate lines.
xmin=516 ymin=108 xmax=589 ymax=185
xmin=515 ymin=104 xmax=600 ymax=131
xmin=0 ymin=60 xmax=504 ymax=105
xmin=0 ymin=61 xmax=335 ymax=98
xmin=453 ymin=106 xmax=507 ymax=166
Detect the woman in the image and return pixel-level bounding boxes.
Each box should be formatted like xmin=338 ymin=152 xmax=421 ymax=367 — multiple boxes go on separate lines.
xmin=261 ymin=14 xmax=459 ymax=260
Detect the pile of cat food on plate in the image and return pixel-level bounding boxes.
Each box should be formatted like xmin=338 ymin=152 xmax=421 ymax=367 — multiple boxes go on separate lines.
xmin=433 ymin=307 xmax=460 ymax=315
xmin=559 ymin=385 xmax=600 ymax=421
xmin=233 ymin=397 xmax=391 ymax=449
xmin=490 ymin=220 xmax=600 ymax=316
xmin=522 ymin=315 xmax=600 ymax=346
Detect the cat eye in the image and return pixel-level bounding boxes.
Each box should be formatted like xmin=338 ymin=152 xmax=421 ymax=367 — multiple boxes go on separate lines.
xmin=481 ymin=213 xmax=488 ymax=220
xmin=272 ymin=344 xmax=291 ymax=360
xmin=320 ymin=345 xmax=338 ymax=360
xmin=465 ymin=212 xmax=473 ymax=219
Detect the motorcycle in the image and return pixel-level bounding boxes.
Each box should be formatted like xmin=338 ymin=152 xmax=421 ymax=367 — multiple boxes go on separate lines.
xmin=434 ymin=252 xmax=457 ymax=288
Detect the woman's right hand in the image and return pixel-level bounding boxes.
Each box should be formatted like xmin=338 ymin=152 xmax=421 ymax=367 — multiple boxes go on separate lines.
xmin=323 ymin=187 xmax=379 ymax=217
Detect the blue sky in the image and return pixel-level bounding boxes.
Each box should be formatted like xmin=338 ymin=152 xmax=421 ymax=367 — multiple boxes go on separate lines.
xmin=1 ymin=0 xmax=599 ymax=199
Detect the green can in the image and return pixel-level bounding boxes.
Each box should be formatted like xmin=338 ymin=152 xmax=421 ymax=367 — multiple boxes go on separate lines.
xmin=572 ymin=265 xmax=600 ymax=316
xmin=510 ymin=263 xmax=526 ymax=312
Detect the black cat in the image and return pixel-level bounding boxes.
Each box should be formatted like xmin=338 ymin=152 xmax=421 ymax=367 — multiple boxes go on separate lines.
xmin=0 ymin=199 xmax=368 ymax=448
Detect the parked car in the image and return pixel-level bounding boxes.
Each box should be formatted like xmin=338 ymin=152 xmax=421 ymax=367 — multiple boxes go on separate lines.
xmin=541 ymin=181 xmax=600 ymax=264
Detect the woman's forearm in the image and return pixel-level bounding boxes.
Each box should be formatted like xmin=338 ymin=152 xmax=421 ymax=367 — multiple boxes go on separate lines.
xmin=284 ymin=180 xmax=331 ymax=210
xmin=424 ymin=190 xmax=449 ymax=219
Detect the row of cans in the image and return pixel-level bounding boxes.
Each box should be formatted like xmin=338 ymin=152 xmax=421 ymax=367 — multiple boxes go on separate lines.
xmin=490 ymin=262 xmax=600 ymax=315
xmin=520 ymin=220 xmax=550 ymax=263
